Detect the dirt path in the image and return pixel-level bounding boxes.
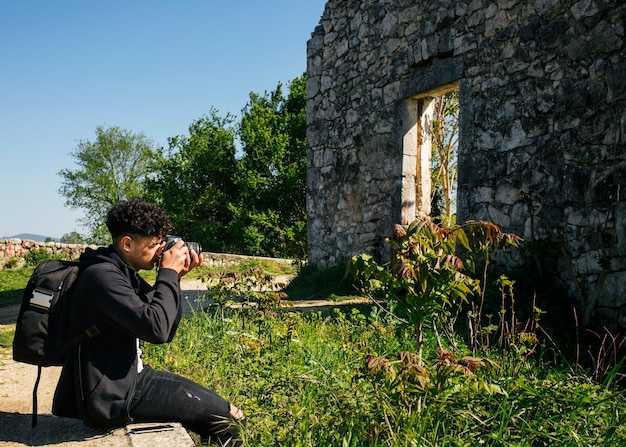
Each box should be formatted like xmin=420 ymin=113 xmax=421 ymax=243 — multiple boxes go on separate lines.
xmin=0 ymin=276 xmax=293 ymax=324
xmin=0 ymin=338 xmax=105 ymax=446
xmin=0 ymin=347 xmax=58 ymax=414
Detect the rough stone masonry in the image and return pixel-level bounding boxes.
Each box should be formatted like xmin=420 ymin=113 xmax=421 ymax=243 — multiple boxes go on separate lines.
xmin=306 ymin=0 xmax=626 ymax=329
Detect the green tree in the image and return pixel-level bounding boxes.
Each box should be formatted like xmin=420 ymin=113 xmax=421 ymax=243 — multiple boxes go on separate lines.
xmin=233 ymin=74 xmax=307 ymax=257
xmin=60 ymin=231 xmax=86 ymax=244
xmin=145 ymin=111 xmax=237 ymax=252
xmin=431 ymin=90 xmax=459 ymax=218
xmin=58 ymin=125 xmax=160 ymax=242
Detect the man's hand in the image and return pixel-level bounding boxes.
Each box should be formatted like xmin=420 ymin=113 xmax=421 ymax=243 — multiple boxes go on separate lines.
xmin=159 ymin=240 xmax=204 ymax=278
xmin=183 ymin=245 xmax=203 ymax=278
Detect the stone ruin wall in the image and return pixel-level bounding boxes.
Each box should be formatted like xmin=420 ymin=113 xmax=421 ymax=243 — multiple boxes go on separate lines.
xmin=306 ymin=0 xmax=626 ymax=328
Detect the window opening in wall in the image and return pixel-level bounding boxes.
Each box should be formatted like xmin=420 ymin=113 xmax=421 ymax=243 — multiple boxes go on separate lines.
xmin=402 ymin=82 xmax=458 ymax=223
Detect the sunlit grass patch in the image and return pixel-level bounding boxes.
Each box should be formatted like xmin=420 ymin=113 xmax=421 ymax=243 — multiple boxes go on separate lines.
xmin=144 ymin=307 xmax=626 ymax=446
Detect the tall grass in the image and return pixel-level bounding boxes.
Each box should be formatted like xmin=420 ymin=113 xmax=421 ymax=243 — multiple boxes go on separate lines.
xmin=144 ymin=305 xmax=626 ymax=446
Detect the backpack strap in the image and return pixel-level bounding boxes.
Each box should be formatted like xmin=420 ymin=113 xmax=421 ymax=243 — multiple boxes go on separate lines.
xmin=75 ymin=345 xmax=87 ymax=422
xmin=32 ymin=365 xmax=42 ymax=427
xmin=30 ymin=325 xmax=103 ymax=428
xmin=66 ymin=324 xmax=103 ymax=349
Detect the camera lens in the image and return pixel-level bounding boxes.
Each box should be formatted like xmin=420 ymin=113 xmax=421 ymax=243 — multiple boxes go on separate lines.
xmin=164 ymin=236 xmax=202 ymax=255
xmin=186 ymin=241 xmax=202 ymax=255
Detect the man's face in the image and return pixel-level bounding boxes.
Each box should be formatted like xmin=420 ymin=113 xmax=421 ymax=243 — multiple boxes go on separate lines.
xmin=122 ymin=235 xmax=165 ymax=271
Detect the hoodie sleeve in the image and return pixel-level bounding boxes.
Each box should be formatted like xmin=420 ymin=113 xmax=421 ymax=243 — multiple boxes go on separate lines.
xmin=85 ymin=263 xmax=182 ymax=344
xmin=150 ymin=268 xmax=183 ymax=342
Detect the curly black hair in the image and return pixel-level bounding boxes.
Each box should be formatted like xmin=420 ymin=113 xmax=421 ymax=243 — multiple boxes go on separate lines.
xmin=106 ymin=197 xmax=172 ymax=241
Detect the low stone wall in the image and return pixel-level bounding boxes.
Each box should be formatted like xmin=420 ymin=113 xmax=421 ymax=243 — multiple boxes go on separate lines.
xmin=0 ymin=238 xmax=295 ymax=269
xmin=0 ymin=239 xmax=95 ymax=266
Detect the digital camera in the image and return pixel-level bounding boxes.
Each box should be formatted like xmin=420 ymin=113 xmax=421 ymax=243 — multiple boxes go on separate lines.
xmin=164 ymin=235 xmax=202 ymax=255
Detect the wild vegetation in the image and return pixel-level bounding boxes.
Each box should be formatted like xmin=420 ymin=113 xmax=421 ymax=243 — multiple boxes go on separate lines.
xmin=1 ymin=217 xmax=625 ymax=445
xmin=144 ymin=306 xmax=625 ymax=446
xmin=149 ymin=216 xmax=625 ymax=445
xmin=139 ymin=214 xmax=626 ymax=446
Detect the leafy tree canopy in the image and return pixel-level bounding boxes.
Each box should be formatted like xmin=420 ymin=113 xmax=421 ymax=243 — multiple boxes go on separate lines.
xmin=431 ymin=90 xmax=459 ymax=218
xmin=144 ymin=110 xmax=238 ymax=252
xmin=58 ymin=125 xmax=161 ymax=243
xmin=233 ymin=75 xmax=307 ymax=257
xmin=58 ymin=75 xmax=308 ymax=258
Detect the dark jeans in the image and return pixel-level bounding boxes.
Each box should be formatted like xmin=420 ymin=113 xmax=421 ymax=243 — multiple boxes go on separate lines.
xmin=129 ymin=366 xmax=242 ymax=446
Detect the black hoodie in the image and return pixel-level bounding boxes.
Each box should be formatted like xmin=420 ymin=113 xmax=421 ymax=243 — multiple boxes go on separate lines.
xmin=52 ymin=246 xmax=181 ymax=427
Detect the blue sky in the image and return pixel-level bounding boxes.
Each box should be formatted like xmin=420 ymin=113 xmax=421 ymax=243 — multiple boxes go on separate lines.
xmin=0 ymin=0 xmax=326 ymax=239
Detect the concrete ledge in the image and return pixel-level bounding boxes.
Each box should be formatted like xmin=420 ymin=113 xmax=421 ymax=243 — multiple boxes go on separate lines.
xmin=127 ymin=422 xmax=194 ymax=447
xmin=0 ymin=413 xmax=194 ymax=447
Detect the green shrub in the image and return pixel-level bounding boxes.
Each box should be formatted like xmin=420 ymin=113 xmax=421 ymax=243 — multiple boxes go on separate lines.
xmin=285 ymin=263 xmax=355 ymax=301
xmin=349 ymin=217 xmax=521 ymax=359
xmin=23 ymin=248 xmax=54 ymax=266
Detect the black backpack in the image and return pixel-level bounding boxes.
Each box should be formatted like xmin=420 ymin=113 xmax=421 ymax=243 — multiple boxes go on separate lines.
xmin=12 ymin=258 xmax=102 ymax=426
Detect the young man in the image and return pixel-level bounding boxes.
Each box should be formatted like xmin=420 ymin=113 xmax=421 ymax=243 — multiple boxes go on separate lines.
xmin=52 ymin=197 xmax=244 ymax=446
